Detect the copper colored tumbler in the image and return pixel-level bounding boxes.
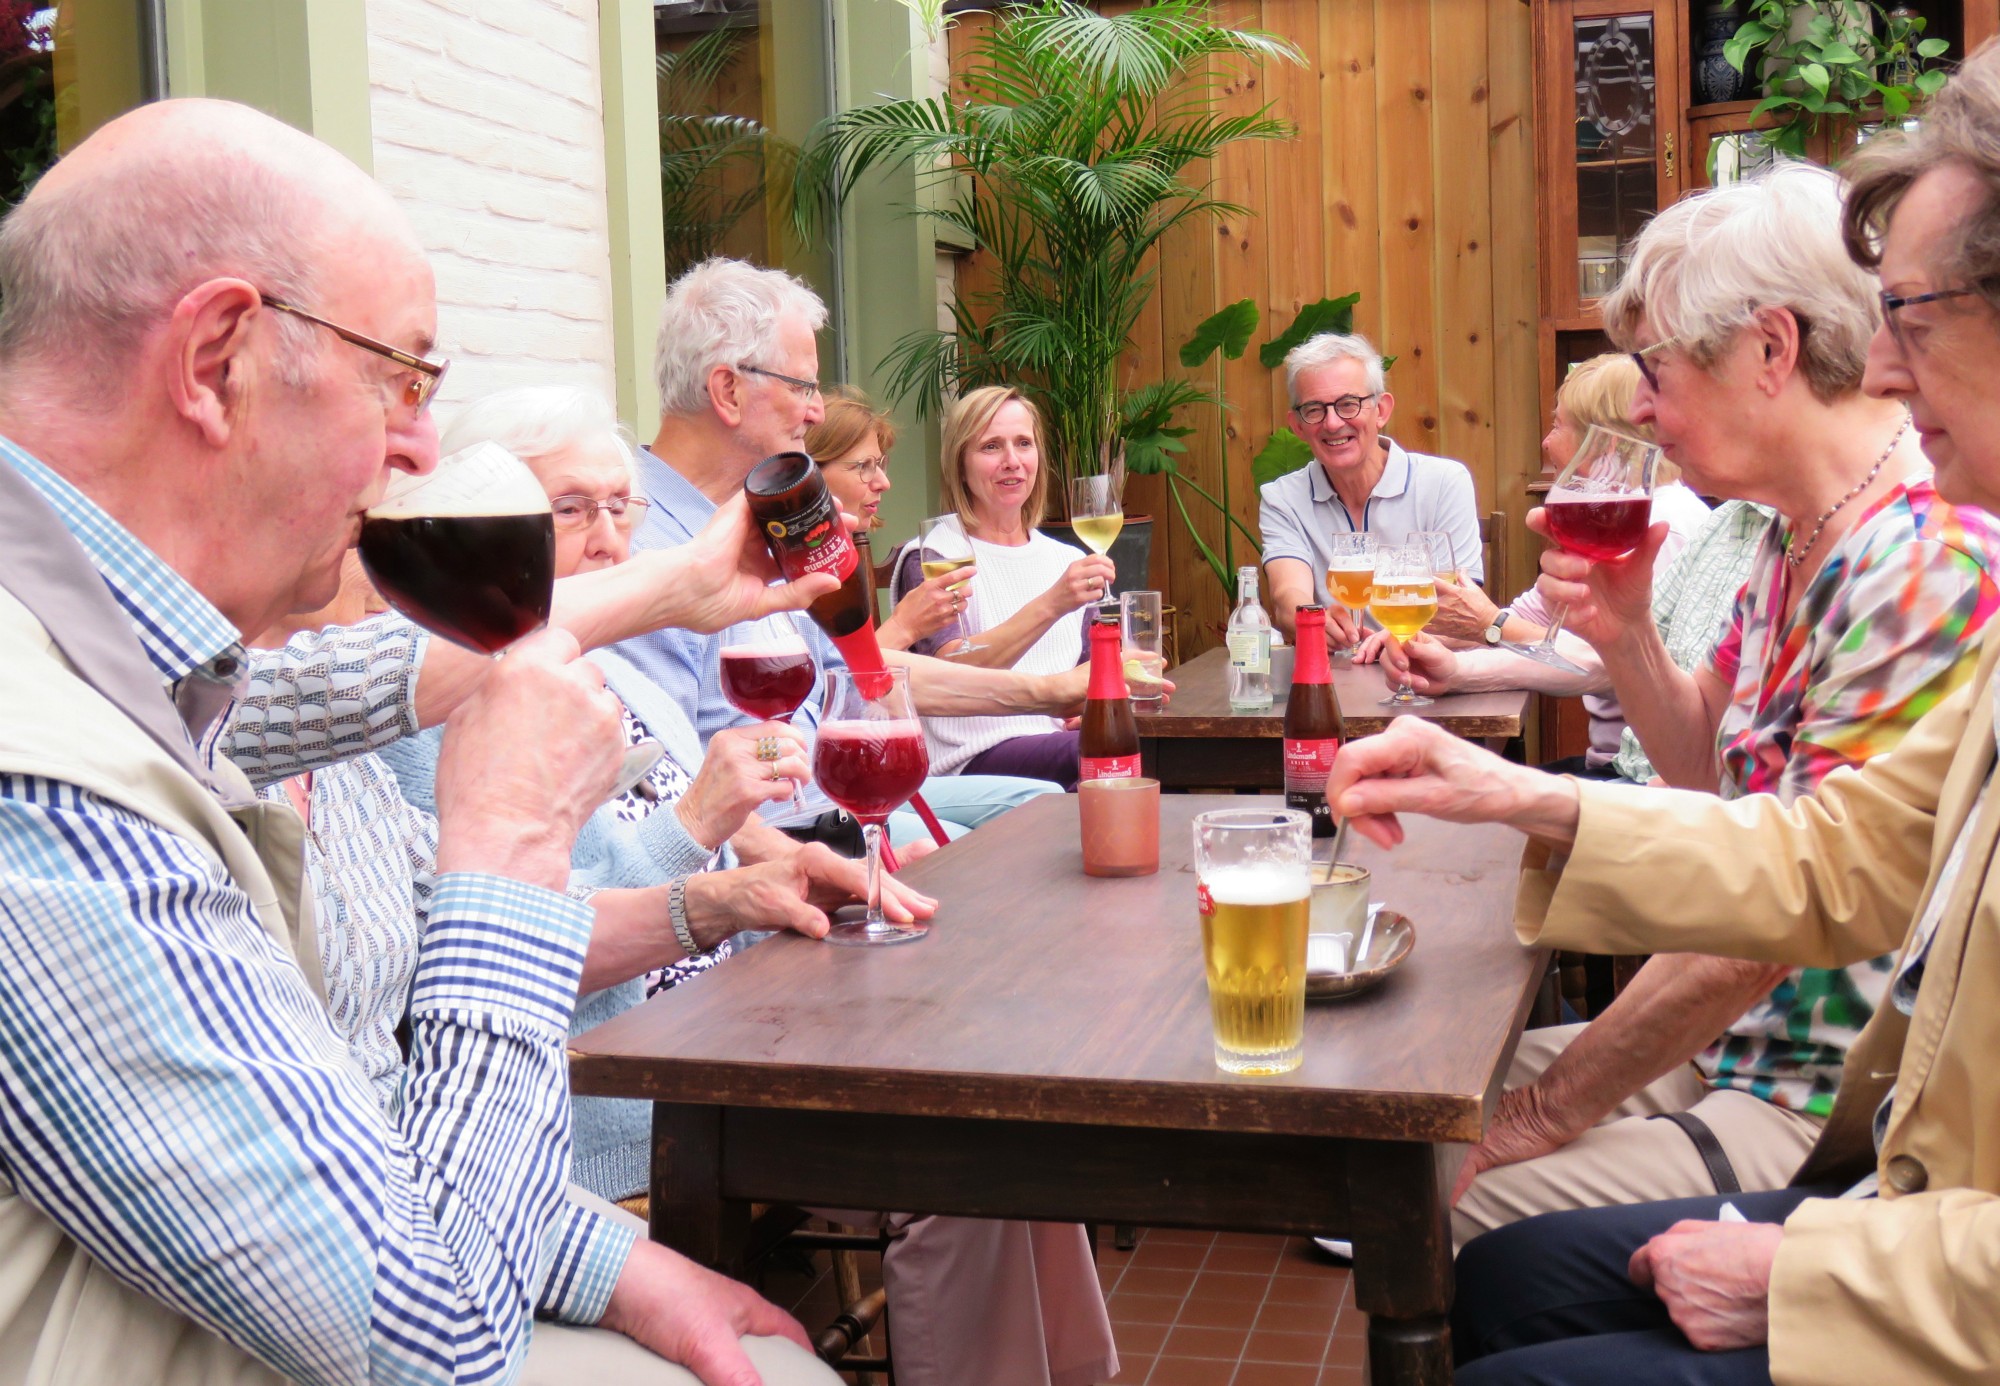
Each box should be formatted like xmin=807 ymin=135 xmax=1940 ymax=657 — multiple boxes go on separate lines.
xmin=1079 ymin=777 xmax=1161 ymax=877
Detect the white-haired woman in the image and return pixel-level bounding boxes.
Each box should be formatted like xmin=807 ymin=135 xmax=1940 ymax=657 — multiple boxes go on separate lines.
xmin=1430 ymin=162 xmax=2000 ymax=1258
xmin=388 ymin=383 xmax=1120 ymax=1386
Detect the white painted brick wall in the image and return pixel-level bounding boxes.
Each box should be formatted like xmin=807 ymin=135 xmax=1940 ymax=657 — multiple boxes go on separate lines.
xmin=366 ymin=0 xmax=618 ymax=412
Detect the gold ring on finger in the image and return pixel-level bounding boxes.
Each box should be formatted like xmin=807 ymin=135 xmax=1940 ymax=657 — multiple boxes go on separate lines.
xmin=755 ymin=736 xmax=782 ymax=762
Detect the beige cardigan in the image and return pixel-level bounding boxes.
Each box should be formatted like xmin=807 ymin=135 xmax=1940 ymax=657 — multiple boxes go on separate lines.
xmin=1517 ymin=631 xmax=2000 ymax=1384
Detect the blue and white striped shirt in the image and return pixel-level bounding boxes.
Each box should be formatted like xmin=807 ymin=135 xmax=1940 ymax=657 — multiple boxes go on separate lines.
xmin=0 ymin=439 xmax=610 ymax=1384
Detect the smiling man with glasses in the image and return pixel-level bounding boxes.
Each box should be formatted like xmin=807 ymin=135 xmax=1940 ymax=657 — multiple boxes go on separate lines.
xmin=1257 ymin=331 xmax=1484 ymax=653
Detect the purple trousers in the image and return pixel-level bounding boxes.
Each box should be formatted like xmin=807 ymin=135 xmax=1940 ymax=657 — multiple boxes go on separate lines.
xmin=962 ymin=729 xmax=1081 ymax=791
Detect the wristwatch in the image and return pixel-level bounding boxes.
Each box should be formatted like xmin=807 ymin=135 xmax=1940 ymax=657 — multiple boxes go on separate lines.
xmin=1483 ymin=604 xmax=1513 ymax=646
xmin=667 ymin=875 xmax=699 ymax=955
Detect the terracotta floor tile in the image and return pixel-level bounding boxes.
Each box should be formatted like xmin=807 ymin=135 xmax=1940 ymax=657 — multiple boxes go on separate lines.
xmin=1100 ymin=1266 xmax=1124 ymax=1294
xmin=1147 ymin=1357 xmax=1239 ymax=1386
xmin=1273 ymin=1252 xmax=1349 ymax=1279
xmin=1316 ymin=1371 xmax=1365 ymax=1386
xmin=1212 ymin=1230 xmax=1283 ymax=1249
xmin=1114 ymin=1320 xmax=1171 ymax=1356
xmin=1263 ymin=1276 xmax=1345 ymax=1307
xmin=1145 ymin=1227 xmax=1219 ymax=1246
xmin=1230 ymin=1363 xmax=1320 ymax=1386
xmin=1321 ymin=1332 xmax=1368 ymax=1369
xmin=1162 ymin=1324 xmax=1250 ymax=1361
xmin=1177 ymin=1292 xmax=1264 ymax=1330
xmin=1254 ymin=1299 xmax=1339 ymax=1336
xmin=1241 ymin=1330 xmax=1328 ymax=1366
xmin=1191 ymin=1271 xmax=1272 ymax=1303
xmin=1132 ymin=1239 xmax=1212 ymax=1271
xmin=1109 ymin=1293 xmax=1185 ymax=1326
xmin=1205 ymin=1244 xmax=1285 ymax=1277
xmin=1120 ymin=1266 xmax=1201 ymax=1298
xmin=1098 ymin=1355 xmax=1152 ymax=1383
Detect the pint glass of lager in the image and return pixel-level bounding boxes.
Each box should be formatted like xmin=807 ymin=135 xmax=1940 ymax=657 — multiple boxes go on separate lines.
xmin=1192 ymin=809 xmax=1312 ymax=1075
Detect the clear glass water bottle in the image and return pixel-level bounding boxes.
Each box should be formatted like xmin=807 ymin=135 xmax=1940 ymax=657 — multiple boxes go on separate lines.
xmin=1226 ymin=565 xmax=1273 ymax=712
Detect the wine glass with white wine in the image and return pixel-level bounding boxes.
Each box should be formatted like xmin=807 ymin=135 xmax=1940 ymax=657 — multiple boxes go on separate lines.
xmin=917 ymin=513 xmax=984 ymax=655
xmin=1068 ymin=472 xmax=1124 ymax=616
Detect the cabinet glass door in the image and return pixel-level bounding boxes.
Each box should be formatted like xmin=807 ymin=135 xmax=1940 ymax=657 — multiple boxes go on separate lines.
xmin=1572 ymin=13 xmax=1660 ymax=303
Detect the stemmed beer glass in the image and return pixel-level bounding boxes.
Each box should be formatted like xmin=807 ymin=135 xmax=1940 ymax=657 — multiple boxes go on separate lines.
xmin=1370 ymin=544 xmax=1438 ymax=707
xmin=1325 ymin=531 xmax=1375 ymax=660
xmin=1068 ymin=472 xmax=1125 ymax=616
xmin=813 ymin=667 xmax=931 ymax=946
xmin=718 ymin=612 xmax=818 ymax=810
xmin=1503 ymin=425 xmax=1660 ymax=675
xmin=358 ymin=441 xmax=662 ymax=794
xmin=917 ymin=514 xmax=983 ymax=655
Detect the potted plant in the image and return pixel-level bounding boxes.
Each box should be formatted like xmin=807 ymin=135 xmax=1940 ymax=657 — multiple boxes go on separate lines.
xmin=789 ymin=0 xmax=1303 ymax=561
xmin=1724 ymin=1 xmax=1948 ymax=156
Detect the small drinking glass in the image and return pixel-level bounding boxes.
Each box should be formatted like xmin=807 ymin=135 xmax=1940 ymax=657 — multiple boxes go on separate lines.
xmin=814 ymin=667 xmax=931 ymax=946
xmin=918 ymin=514 xmax=983 ymax=655
xmin=1370 ymin=544 xmax=1437 ymax=707
xmin=1324 ymin=531 xmax=1375 ymax=660
xmin=1193 ymin=808 xmax=1312 ymax=1075
xmin=1079 ymin=776 xmax=1161 ymax=877
xmin=1119 ymin=590 xmax=1168 ymax=703
xmin=1504 ymin=425 xmax=1660 ymax=676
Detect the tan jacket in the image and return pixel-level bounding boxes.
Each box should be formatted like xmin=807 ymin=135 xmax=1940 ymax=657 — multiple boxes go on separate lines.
xmin=1518 ymin=631 xmax=2000 ymax=1384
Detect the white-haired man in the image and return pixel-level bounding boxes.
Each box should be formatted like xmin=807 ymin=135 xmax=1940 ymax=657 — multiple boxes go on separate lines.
xmin=1259 ymin=332 xmax=1483 ymax=649
xmin=0 ymin=100 xmax=838 ymax=1386
xmin=614 ymin=256 xmax=1120 ymax=1386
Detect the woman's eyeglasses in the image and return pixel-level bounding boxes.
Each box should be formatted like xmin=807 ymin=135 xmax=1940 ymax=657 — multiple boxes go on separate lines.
xmin=829 ymin=455 xmax=888 ymax=482
xmin=550 ymin=494 xmax=651 ymax=531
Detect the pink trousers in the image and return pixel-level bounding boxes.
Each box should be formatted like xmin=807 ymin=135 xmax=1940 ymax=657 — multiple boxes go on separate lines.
xmin=823 ymin=1213 xmax=1118 ymax=1386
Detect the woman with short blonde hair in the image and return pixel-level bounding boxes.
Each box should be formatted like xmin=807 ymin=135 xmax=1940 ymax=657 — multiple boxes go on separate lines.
xmin=889 ymin=384 xmax=1118 ymax=788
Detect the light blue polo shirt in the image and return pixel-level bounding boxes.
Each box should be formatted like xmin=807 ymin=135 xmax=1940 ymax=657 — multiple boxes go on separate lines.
xmin=1257 ymin=439 xmax=1483 ymax=602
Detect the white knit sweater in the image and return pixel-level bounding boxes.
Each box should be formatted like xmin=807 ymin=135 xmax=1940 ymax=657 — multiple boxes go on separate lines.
xmin=893 ymin=522 xmax=1088 ymax=774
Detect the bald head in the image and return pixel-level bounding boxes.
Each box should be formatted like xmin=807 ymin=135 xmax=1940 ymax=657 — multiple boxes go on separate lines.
xmin=0 ymin=99 xmax=420 ymax=397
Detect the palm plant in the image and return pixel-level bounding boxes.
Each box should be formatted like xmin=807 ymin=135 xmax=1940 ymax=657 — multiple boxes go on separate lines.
xmin=791 ymin=0 xmax=1302 ymax=492
xmin=658 ymin=25 xmax=794 ymax=282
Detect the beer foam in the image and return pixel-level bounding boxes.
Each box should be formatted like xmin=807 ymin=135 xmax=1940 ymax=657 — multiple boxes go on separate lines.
xmin=818 ymin=719 xmax=924 ymax=742
xmin=1201 ymin=863 xmax=1311 ymax=906
xmin=370 ymin=441 xmax=552 ymax=519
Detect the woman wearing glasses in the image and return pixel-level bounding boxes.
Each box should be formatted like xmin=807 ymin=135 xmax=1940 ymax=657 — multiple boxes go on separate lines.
xmin=1401 ymin=164 xmax=2000 ymax=1257
xmin=807 ymin=387 xmax=973 ymax=653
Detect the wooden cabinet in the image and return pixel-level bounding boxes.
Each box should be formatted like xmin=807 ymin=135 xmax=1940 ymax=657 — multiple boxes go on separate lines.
xmin=1526 ymin=0 xmax=1997 ymax=761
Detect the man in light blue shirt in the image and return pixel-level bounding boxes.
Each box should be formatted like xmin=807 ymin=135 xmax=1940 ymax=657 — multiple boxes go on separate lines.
xmin=1259 ymin=332 xmax=1483 ymax=650
xmin=616 ymin=259 xmax=1085 ymax=846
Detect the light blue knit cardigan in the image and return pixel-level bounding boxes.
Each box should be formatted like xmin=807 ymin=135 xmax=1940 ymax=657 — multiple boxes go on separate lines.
xmin=379 ymin=645 xmax=731 ymax=1201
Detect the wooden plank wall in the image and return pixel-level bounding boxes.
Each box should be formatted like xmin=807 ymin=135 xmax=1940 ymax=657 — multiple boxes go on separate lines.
xmin=948 ymin=0 xmax=1542 ymax=657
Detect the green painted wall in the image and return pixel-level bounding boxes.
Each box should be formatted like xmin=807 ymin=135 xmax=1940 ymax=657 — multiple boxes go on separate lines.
xmin=162 ymin=0 xmax=372 ymax=171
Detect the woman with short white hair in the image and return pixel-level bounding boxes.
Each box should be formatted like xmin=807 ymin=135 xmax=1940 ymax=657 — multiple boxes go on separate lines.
xmin=1434 ymin=162 xmax=2000 ymax=1256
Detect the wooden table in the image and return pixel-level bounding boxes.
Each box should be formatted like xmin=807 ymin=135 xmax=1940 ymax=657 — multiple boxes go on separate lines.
xmin=1138 ymin=646 xmax=1533 ymax=790
xmin=570 ymin=794 xmax=1545 ymax=1386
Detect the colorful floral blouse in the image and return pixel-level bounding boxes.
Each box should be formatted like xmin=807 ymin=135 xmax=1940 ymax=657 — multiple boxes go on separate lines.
xmin=1696 ymin=468 xmax=2000 ymax=1115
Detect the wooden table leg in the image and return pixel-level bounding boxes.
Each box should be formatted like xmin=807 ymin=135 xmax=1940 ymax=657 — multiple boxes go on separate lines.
xmin=1347 ymin=1140 xmax=1455 ymax=1386
xmin=649 ymin=1101 xmax=749 ymax=1271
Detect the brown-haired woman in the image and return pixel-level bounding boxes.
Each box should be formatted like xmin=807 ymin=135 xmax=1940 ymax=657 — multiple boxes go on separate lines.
xmin=806 ymin=386 xmax=982 ymax=654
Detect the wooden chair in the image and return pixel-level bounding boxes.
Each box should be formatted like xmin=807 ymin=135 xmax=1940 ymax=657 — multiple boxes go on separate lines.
xmin=1479 ymin=510 xmax=1508 ymax=601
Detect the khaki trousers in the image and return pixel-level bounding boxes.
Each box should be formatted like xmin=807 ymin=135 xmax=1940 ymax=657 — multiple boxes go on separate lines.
xmin=521 ymin=1194 xmax=843 ymax=1385
xmin=1452 ymin=1023 xmax=1825 ymax=1252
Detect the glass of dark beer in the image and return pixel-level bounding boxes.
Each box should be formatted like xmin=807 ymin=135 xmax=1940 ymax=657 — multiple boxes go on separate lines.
xmin=1503 ymin=424 xmax=1660 ymax=675
xmin=814 ymin=666 xmax=930 ymax=946
xmin=359 ymin=441 xmax=662 ymax=793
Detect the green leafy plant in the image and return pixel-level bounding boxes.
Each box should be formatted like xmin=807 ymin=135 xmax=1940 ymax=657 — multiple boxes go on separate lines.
xmin=1127 ymin=294 xmax=1379 ymax=598
xmin=658 ymin=26 xmax=796 ymax=283
xmin=790 ymin=0 xmax=1302 ymax=491
xmin=1725 ymin=1 xmax=1947 ymax=156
